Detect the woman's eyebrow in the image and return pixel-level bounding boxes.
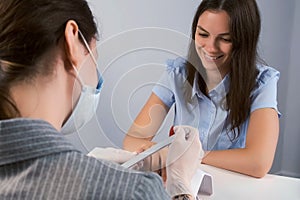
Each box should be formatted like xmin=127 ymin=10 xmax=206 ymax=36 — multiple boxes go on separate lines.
xmin=197 ymin=25 xmax=208 ymax=33
xmin=197 ymin=25 xmax=230 ymax=36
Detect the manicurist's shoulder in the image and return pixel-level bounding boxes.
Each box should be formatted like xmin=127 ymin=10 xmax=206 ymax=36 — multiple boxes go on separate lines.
xmin=47 ymin=151 xmax=170 ymax=199
xmin=82 ymin=154 xmax=170 ymax=199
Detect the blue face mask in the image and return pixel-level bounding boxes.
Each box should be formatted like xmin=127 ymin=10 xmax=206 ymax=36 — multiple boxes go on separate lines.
xmin=61 ymin=30 xmax=103 ymax=135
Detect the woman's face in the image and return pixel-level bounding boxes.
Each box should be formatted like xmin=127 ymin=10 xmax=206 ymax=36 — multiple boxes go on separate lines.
xmin=195 ymin=10 xmax=232 ymax=75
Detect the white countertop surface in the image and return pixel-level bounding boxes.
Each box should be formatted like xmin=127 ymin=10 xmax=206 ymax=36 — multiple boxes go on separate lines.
xmin=198 ymin=164 xmax=300 ymax=200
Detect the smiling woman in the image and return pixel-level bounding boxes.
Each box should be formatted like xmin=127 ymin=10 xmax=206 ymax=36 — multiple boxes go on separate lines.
xmin=123 ymin=0 xmax=280 ymax=178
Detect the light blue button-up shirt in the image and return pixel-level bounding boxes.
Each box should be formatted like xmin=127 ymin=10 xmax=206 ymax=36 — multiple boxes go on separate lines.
xmin=153 ymin=57 xmax=280 ymax=151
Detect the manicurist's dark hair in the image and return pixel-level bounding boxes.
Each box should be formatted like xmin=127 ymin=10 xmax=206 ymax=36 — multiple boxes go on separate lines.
xmin=0 ymin=0 xmax=97 ymax=119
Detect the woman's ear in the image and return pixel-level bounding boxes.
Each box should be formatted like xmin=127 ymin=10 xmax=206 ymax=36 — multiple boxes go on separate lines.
xmin=64 ymin=20 xmax=85 ymax=69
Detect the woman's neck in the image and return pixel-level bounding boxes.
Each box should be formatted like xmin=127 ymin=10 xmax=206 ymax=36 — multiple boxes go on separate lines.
xmin=205 ymin=70 xmax=224 ymax=92
xmin=205 ymin=65 xmax=230 ymax=92
xmin=10 ymin=72 xmax=70 ymax=131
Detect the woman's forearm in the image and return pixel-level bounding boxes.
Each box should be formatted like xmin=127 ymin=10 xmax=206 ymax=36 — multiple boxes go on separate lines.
xmin=201 ymin=148 xmax=274 ymax=178
xmin=123 ymin=134 xmax=155 ymax=152
xmin=123 ymin=93 xmax=169 ymax=152
xmin=202 ymin=109 xmax=279 ymax=178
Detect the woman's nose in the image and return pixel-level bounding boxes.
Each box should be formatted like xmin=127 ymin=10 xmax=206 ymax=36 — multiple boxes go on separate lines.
xmin=204 ymin=37 xmax=219 ymax=53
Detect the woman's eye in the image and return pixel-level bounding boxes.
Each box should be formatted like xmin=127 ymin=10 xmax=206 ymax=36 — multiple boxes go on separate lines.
xmin=198 ymin=33 xmax=208 ymax=38
xmin=221 ymin=38 xmax=232 ymax=43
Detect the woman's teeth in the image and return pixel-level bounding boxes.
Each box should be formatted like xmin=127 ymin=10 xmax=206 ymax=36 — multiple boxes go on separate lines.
xmin=205 ymin=54 xmax=223 ymax=60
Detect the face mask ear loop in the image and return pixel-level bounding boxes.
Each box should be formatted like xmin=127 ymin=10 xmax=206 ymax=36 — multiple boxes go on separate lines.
xmin=78 ymin=30 xmax=98 ymax=65
xmin=78 ymin=29 xmax=103 ymax=89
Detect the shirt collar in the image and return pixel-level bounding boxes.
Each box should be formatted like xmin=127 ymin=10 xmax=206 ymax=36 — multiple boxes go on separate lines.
xmin=209 ymin=73 xmax=230 ymax=97
xmin=192 ymin=72 xmax=230 ymax=99
xmin=0 ymin=118 xmax=78 ymax=166
xmin=192 ymin=72 xmax=204 ymax=99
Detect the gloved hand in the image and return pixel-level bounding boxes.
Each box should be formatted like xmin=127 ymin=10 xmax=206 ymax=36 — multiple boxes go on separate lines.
xmin=87 ymin=147 xmax=137 ymax=164
xmin=166 ymin=125 xmax=204 ymax=198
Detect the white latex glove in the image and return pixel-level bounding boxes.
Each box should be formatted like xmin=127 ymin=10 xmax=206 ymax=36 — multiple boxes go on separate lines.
xmin=166 ymin=125 xmax=204 ymax=198
xmin=87 ymin=147 xmax=137 ymax=164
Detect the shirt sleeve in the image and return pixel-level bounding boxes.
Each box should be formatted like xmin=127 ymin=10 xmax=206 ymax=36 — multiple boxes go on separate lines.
xmin=251 ymin=66 xmax=281 ymax=116
xmin=152 ymin=70 xmax=175 ymax=108
xmin=152 ymin=58 xmax=187 ymax=108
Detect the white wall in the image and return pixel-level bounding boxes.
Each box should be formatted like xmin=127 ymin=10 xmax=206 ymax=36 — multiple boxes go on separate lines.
xmin=256 ymin=0 xmax=300 ymax=178
xmin=255 ymin=0 xmax=297 ymax=176
xmin=66 ymin=0 xmax=300 ymax=177
xmin=280 ymin=0 xmax=300 ymax=178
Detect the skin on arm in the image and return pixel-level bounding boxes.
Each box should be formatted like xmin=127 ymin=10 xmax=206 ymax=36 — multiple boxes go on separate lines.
xmin=123 ymin=92 xmax=170 ymax=152
xmin=123 ymin=93 xmax=171 ymax=181
xmin=202 ymin=108 xmax=279 ymax=178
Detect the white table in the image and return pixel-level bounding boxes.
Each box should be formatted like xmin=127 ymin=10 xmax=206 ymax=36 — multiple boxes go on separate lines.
xmin=198 ymin=164 xmax=300 ymax=200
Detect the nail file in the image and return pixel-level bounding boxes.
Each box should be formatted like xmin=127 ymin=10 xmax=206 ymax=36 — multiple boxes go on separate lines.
xmin=121 ymin=134 xmax=175 ymax=168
